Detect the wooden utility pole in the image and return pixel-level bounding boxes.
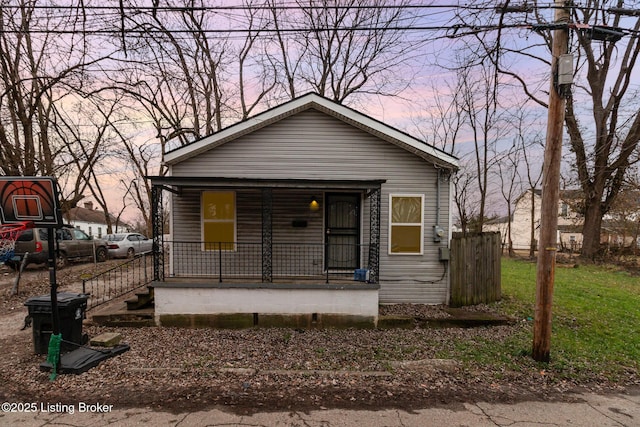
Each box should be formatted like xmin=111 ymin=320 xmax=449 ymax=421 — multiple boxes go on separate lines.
xmin=533 ymin=0 xmax=571 ymax=362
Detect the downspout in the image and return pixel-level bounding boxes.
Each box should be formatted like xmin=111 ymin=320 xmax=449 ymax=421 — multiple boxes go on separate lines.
xmin=436 ymin=169 xmax=441 ymax=225
xmin=433 ymin=167 xmax=445 ymax=243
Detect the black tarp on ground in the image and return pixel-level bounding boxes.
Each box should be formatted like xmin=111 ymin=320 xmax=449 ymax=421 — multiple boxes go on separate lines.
xmin=40 ymin=344 xmax=130 ymax=375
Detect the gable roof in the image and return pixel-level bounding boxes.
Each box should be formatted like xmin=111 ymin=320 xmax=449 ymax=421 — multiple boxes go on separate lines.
xmin=164 ymin=93 xmax=459 ymax=169
xmin=65 ymin=206 xmax=131 ymax=229
xmin=67 ymin=206 xmax=108 ymax=223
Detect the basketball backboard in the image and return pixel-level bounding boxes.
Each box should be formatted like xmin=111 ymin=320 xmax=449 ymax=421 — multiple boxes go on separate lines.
xmin=0 ymin=177 xmax=62 ymax=227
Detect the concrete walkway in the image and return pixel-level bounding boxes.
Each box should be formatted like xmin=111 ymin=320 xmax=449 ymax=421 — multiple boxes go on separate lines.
xmin=2 ymin=391 xmax=638 ymax=426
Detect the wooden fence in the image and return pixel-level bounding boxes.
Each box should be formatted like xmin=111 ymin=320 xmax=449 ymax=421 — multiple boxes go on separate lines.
xmin=449 ymin=232 xmax=501 ymax=307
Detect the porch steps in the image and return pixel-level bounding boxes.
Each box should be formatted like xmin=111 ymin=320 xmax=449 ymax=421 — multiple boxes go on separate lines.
xmin=125 ymin=286 xmax=154 ymax=310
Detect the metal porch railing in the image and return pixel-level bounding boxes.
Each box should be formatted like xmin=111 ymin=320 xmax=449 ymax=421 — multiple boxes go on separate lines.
xmin=163 ymin=241 xmax=372 ymax=284
xmin=82 ymin=253 xmax=154 ymax=310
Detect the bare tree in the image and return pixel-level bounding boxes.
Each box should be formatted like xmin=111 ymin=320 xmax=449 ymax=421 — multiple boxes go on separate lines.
xmin=89 ymin=98 xmax=157 ymax=236
xmin=108 ymin=0 xmax=237 ymax=152
xmin=0 ymin=0 xmax=115 ymax=215
xmin=521 ymin=136 xmax=544 ymax=258
xmin=458 ymin=60 xmax=505 ymax=232
xmin=495 ymin=139 xmax=523 ymax=256
xmin=266 ymin=0 xmax=421 ymax=104
xmin=118 ymin=138 xmax=156 ymax=237
xmin=0 ymin=1 xmax=81 ymax=176
xmin=411 ymin=59 xmax=505 ymax=233
xmin=52 ymin=96 xmax=117 ymax=224
xmin=563 ymin=3 xmax=640 ymax=258
xmin=451 ymin=167 xmax=476 ymax=234
xmin=509 ymin=106 xmax=546 ymax=258
xmin=237 ymin=2 xmax=278 ymax=119
xmin=412 ymin=80 xmax=465 ymax=156
xmin=459 ymin=1 xmax=640 ymax=259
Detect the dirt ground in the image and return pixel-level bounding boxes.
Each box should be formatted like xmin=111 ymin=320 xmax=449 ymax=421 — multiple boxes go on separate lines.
xmin=0 ymin=261 xmax=637 ymax=415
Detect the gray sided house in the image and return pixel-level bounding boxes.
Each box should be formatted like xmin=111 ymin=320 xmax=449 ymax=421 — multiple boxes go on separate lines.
xmin=149 ymin=93 xmax=459 ymax=328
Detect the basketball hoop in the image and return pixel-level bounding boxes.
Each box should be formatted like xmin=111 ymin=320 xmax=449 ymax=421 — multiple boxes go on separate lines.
xmin=0 ymin=221 xmax=33 ymax=263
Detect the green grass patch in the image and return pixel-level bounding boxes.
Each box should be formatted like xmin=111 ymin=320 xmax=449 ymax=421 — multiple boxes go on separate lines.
xmin=470 ymin=258 xmax=640 ymax=382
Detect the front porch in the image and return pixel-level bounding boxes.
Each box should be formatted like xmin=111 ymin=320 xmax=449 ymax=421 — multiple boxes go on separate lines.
xmin=148 ymin=177 xmax=384 ymax=328
xmin=153 ymin=280 xmax=379 ymax=328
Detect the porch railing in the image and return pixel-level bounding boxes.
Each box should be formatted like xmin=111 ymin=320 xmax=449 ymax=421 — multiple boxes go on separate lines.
xmin=164 ymin=241 xmax=372 ymax=284
xmin=82 ymin=253 xmax=154 ymax=310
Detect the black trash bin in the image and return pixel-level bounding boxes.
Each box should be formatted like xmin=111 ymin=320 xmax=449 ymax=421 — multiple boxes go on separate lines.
xmin=24 ymin=292 xmax=89 ymax=354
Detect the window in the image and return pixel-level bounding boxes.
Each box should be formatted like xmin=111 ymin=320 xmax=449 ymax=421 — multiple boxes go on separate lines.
xmin=389 ymin=194 xmax=424 ymax=254
xmin=59 ymin=229 xmax=73 ymax=240
xmin=17 ymin=229 xmax=34 ymax=242
xmin=73 ymin=229 xmax=90 ymax=240
xmin=202 ymin=191 xmax=236 ymax=251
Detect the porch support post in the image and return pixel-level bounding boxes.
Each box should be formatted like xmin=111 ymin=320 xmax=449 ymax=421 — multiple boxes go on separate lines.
xmin=368 ymin=187 xmax=381 ymax=284
xmin=262 ymin=188 xmax=273 ymax=283
xmin=151 ymin=184 xmax=164 ymax=281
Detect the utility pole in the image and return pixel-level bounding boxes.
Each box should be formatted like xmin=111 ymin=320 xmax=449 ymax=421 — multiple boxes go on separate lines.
xmin=532 ymin=0 xmax=571 ymax=362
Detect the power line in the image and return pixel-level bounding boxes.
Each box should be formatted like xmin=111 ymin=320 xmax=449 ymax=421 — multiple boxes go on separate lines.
xmin=0 ymin=3 xmax=637 ymax=37
xmin=2 ymin=24 xmax=638 ymax=37
xmin=0 ymin=24 xmax=519 ymax=34
xmin=0 ymin=3 xmax=556 ymax=12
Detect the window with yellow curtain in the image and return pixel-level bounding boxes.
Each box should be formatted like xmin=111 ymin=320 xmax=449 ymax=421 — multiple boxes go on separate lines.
xmin=389 ymin=194 xmax=424 ymax=254
xmin=202 ymin=191 xmax=236 ymax=251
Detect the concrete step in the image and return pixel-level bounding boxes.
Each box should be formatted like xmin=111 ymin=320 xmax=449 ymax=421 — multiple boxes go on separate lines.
xmin=125 ymin=286 xmax=154 ymax=310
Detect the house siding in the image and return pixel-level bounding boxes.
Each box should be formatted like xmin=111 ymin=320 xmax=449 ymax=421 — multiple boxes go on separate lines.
xmin=484 ymin=189 xmax=584 ymax=252
xmin=170 ymin=109 xmax=450 ymax=304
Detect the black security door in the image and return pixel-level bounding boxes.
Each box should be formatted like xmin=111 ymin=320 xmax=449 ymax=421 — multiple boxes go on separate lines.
xmin=325 ymin=193 xmax=360 ymax=270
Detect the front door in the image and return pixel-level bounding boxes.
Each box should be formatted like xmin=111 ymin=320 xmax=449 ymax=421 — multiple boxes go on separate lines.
xmin=325 ymin=193 xmax=360 ymax=270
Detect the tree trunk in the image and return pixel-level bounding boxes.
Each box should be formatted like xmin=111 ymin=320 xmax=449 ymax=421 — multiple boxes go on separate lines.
xmin=507 ymin=213 xmax=515 ymax=257
xmin=581 ymin=201 xmax=603 ymax=259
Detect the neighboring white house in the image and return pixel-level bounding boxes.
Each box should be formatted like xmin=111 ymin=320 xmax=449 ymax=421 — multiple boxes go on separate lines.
xmin=64 ymin=201 xmax=131 ymax=238
xmin=486 ymin=188 xmax=640 ymax=253
xmin=484 ymin=188 xmax=583 ymax=252
xmin=147 ymin=92 xmax=459 ymax=328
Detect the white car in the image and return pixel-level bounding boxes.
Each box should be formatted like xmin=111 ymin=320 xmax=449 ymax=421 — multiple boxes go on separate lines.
xmin=105 ymin=233 xmax=153 ymax=258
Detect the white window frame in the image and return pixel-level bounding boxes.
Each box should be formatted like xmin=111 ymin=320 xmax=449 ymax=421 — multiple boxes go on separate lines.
xmin=388 ymin=193 xmax=424 ymax=255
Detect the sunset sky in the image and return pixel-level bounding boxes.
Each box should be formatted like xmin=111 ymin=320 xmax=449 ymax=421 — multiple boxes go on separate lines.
xmin=17 ymin=1 xmax=633 ymax=225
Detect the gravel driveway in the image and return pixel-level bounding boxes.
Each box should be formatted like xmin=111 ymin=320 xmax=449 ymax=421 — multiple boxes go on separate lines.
xmin=0 ymin=262 xmax=634 ymax=414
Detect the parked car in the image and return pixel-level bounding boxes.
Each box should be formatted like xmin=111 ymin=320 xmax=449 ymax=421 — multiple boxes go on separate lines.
xmin=105 ymin=233 xmax=153 ymax=258
xmin=9 ymin=225 xmax=108 ymax=269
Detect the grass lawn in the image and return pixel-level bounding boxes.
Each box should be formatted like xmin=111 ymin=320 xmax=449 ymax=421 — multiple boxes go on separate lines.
xmin=441 ymin=258 xmax=640 ymax=383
